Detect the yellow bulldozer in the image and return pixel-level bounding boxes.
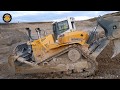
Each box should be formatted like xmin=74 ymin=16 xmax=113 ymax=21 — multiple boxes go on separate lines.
xmin=8 ymin=16 xmax=120 ymax=77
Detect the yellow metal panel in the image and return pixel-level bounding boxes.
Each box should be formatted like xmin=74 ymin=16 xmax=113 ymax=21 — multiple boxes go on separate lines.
xmin=40 ymin=34 xmax=55 ymax=50
xmin=58 ymin=31 xmax=89 ymax=45
xmin=31 ymin=34 xmax=55 ymax=62
xmin=31 ymin=30 xmax=89 ymax=63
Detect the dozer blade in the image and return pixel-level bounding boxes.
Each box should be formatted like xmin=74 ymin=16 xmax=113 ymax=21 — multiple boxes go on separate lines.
xmin=111 ymin=39 xmax=120 ymax=58
xmin=97 ymin=16 xmax=120 ymax=39
xmin=89 ymin=38 xmax=110 ymax=60
xmin=97 ymin=16 xmax=120 ymax=59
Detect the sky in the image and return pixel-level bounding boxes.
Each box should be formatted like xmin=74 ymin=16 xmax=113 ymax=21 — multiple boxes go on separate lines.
xmin=0 ymin=11 xmax=118 ymax=23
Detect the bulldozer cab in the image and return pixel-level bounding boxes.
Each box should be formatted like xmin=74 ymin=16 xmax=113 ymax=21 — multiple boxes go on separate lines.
xmin=52 ymin=17 xmax=76 ymax=40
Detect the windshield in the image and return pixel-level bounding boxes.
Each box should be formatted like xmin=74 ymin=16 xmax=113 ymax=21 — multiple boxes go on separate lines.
xmin=57 ymin=20 xmax=69 ymax=33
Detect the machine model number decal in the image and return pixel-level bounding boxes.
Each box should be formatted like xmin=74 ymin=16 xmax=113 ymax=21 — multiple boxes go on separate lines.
xmin=71 ymin=38 xmax=83 ymax=41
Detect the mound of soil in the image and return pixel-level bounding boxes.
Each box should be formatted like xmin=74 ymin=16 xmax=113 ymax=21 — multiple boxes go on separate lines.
xmin=0 ymin=28 xmax=28 ymax=78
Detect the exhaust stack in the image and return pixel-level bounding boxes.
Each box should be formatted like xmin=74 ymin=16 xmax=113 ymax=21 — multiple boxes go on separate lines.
xmin=25 ymin=28 xmax=32 ymax=41
xmin=35 ymin=28 xmax=41 ymax=39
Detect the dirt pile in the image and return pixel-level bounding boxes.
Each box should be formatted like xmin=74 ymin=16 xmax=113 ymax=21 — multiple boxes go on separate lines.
xmin=0 ymin=28 xmax=28 ymax=78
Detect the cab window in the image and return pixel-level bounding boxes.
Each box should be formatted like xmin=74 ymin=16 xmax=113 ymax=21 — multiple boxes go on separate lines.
xmin=57 ymin=20 xmax=69 ymax=33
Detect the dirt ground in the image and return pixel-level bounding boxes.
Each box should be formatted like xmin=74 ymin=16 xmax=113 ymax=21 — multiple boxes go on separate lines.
xmin=1 ymin=42 xmax=120 ymax=79
xmin=0 ymin=11 xmax=120 ymax=79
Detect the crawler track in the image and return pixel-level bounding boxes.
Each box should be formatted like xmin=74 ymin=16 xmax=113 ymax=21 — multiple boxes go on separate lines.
xmin=8 ymin=44 xmax=98 ymax=77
